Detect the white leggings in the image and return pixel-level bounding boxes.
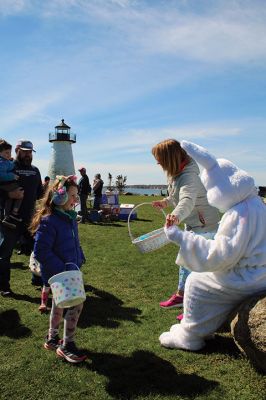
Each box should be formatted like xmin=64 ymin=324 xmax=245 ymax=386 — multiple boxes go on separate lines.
xmin=48 ymin=300 xmax=83 ymax=345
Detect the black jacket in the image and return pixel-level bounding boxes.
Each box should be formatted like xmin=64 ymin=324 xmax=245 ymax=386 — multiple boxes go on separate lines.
xmin=14 ymin=161 xmax=43 ymax=224
xmin=78 ymin=174 xmax=91 ymax=195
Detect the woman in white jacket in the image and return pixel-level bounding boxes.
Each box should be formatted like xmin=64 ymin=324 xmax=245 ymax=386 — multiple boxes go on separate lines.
xmin=152 ymin=139 xmax=220 ymax=318
xmin=160 ymin=141 xmax=266 ymax=351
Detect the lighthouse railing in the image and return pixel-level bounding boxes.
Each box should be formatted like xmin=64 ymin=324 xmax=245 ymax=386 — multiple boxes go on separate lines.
xmin=49 ymin=132 xmax=76 ymax=143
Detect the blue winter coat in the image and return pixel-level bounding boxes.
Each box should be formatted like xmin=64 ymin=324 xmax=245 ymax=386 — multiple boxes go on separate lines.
xmin=34 ymin=209 xmax=85 ymax=285
xmin=0 ymin=156 xmax=16 ymax=182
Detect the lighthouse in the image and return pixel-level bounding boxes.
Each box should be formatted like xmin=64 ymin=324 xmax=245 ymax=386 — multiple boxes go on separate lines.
xmin=48 ymin=119 xmax=76 ymax=181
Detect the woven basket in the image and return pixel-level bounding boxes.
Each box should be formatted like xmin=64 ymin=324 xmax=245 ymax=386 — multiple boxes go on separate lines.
xmin=128 ymin=202 xmax=170 ymax=254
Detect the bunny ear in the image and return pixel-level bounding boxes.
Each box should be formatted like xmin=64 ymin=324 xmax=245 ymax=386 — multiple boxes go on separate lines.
xmin=181 ymin=140 xmax=217 ymax=170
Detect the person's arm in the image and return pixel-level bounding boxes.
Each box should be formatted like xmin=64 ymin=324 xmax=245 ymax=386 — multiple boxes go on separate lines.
xmin=93 ymin=179 xmax=100 ymax=191
xmin=165 ymin=204 xmax=250 ymax=273
xmin=0 ymin=161 xmax=16 ymax=181
xmin=78 ymin=177 xmax=83 ymax=194
xmin=84 ymin=176 xmax=90 ymax=193
xmin=34 ymin=219 xmax=66 ymax=279
xmin=36 ymin=170 xmax=44 ymax=200
xmin=152 ymin=198 xmax=169 ymax=210
xmin=170 ymin=173 xmax=199 ymax=223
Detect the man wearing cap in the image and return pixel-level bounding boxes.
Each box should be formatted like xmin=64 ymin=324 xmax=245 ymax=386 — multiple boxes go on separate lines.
xmin=0 ymin=139 xmax=43 ymax=296
xmin=78 ymin=167 xmax=91 ymax=223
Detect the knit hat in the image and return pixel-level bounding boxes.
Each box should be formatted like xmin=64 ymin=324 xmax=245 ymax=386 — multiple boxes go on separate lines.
xmin=181 ymin=141 xmax=256 ymax=212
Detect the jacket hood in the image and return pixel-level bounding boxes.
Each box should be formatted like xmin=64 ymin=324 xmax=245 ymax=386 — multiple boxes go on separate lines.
xmin=181 ymin=141 xmax=256 ymax=212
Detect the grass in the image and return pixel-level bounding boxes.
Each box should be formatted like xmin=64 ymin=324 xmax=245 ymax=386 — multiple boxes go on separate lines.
xmin=0 ymin=195 xmax=265 ymax=400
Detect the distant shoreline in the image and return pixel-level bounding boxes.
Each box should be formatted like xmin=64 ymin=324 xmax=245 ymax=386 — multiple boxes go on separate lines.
xmin=103 ymin=185 xmax=168 ymax=189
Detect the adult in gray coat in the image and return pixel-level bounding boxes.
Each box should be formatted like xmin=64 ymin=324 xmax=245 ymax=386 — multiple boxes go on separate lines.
xmin=152 ymin=139 xmax=220 ymax=319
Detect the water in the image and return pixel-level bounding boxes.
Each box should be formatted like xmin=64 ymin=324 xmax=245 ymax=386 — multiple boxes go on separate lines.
xmin=124 ymin=187 xmax=167 ymax=196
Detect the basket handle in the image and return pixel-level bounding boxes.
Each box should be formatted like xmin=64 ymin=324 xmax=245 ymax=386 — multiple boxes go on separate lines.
xmin=65 ymin=262 xmax=80 ymax=271
xmin=127 ymin=202 xmax=167 ymax=241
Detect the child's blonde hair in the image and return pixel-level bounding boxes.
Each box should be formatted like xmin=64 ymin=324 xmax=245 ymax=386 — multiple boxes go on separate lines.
xmin=29 ymin=175 xmax=78 ymax=235
xmin=152 ymin=139 xmax=190 ymax=178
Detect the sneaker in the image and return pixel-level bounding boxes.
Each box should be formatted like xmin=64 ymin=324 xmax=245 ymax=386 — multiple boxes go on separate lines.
xmin=10 ymin=214 xmax=22 ymax=222
xmin=44 ymin=335 xmax=62 ymax=351
xmin=2 ymin=217 xmax=16 ymax=229
xmin=56 ymin=342 xmax=87 ymax=364
xmin=176 ymin=313 xmax=183 ymax=321
xmin=39 ymin=304 xmax=48 ymax=313
xmin=159 ymin=293 xmax=183 ymax=309
xmin=0 ymin=288 xmax=14 ymax=297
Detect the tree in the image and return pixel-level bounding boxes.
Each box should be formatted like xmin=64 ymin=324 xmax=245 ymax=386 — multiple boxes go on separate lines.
xmin=116 ymin=174 xmax=127 ymax=194
xmin=107 ymin=172 xmax=113 ymax=191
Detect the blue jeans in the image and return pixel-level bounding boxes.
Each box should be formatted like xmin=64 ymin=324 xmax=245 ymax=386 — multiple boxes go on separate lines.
xmin=178 ymin=266 xmax=190 ymax=293
xmin=177 ymin=230 xmax=217 ymax=294
xmin=93 ymin=195 xmax=102 ymax=211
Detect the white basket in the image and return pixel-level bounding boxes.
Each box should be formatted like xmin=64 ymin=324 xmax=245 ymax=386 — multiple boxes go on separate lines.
xmin=128 ymin=202 xmax=170 ymax=254
xmin=48 ymin=265 xmax=86 ymax=308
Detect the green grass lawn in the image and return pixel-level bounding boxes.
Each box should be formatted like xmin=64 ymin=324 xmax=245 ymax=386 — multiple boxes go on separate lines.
xmin=0 ymin=195 xmax=265 ymax=400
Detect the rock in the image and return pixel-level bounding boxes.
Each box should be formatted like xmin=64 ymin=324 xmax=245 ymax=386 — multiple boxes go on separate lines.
xmin=230 ymin=292 xmax=266 ymax=373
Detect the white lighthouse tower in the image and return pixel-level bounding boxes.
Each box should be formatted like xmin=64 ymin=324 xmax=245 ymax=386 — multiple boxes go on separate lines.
xmin=48 ymin=119 xmax=76 ymax=181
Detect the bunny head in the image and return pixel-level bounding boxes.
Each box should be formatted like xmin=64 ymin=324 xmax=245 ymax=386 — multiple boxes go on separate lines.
xmin=181 ymin=141 xmax=256 ymax=212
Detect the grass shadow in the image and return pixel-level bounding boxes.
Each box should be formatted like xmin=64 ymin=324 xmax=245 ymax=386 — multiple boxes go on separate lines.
xmin=79 ymin=285 xmax=141 ymax=329
xmin=0 ymin=309 xmax=31 ymax=338
xmin=10 ymin=261 xmax=28 ymax=270
xmin=82 ymin=350 xmax=219 ymax=399
xmin=11 ymin=292 xmax=41 ymax=305
xmin=95 ymin=222 xmax=125 ymax=227
xmin=134 ymin=218 xmax=152 ymax=222
xmin=199 ymin=334 xmax=241 ymax=358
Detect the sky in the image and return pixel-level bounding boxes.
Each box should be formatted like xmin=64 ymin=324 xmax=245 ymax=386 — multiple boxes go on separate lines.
xmin=1 ymin=0 xmax=266 ymax=186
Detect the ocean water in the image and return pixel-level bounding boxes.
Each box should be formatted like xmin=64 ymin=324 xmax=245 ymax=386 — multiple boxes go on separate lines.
xmin=125 ymin=187 xmax=167 ymax=196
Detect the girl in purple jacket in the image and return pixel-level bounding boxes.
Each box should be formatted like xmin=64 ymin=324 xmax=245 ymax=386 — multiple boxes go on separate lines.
xmin=30 ymin=175 xmax=87 ymax=364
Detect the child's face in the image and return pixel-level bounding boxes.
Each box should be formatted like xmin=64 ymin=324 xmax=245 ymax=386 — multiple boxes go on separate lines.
xmin=0 ymin=149 xmax=12 ymax=160
xmin=62 ymin=186 xmax=79 ymax=211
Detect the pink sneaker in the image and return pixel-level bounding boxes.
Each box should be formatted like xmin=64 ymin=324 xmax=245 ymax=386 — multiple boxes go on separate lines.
xmin=159 ymin=294 xmax=183 ymax=309
xmin=176 ymin=313 xmax=183 ymax=321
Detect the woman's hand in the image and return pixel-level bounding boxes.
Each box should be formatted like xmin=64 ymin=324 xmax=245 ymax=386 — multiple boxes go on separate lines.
xmin=152 ymin=199 xmax=167 ymax=210
xmin=165 ymin=214 xmax=179 ymax=228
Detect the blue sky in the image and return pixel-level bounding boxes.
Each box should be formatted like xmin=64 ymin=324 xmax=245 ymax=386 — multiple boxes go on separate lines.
xmin=1 ymin=0 xmax=266 ymax=185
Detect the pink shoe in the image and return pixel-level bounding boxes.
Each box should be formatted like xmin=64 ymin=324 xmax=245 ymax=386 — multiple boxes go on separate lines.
xmin=176 ymin=313 xmax=183 ymax=321
xmin=159 ymin=294 xmax=183 ymax=309
xmin=39 ymin=304 xmax=47 ymax=313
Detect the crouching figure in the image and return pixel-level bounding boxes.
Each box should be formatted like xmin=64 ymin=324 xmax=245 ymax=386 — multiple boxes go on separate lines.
xmin=160 ymin=141 xmax=266 ymax=351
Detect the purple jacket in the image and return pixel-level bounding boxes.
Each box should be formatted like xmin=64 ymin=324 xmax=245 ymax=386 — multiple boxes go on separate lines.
xmin=34 ymin=209 xmax=85 ymax=285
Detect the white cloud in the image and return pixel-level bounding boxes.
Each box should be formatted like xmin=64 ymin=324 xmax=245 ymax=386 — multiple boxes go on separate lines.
xmin=0 ymin=89 xmax=71 ymax=131
xmin=0 ymin=0 xmax=28 ymax=15
xmin=3 ymin=1 xmax=266 ymax=65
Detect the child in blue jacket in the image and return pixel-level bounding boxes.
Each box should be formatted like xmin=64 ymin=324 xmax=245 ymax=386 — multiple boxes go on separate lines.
xmin=0 ymin=139 xmax=24 ymax=229
xmin=30 ymin=175 xmax=87 ymax=364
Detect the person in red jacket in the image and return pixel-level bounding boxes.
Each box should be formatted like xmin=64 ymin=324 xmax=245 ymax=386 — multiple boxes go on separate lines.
xmin=30 ymin=175 xmax=87 ymax=364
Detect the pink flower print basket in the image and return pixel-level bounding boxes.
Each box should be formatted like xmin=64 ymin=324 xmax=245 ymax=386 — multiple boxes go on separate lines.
xmin=48 ymin=264 xmax=86 ymax=308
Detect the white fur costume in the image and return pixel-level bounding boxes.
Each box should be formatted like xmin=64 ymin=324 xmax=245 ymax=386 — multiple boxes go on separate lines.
xmin=159 ymin=141 xmax=266 ymax=351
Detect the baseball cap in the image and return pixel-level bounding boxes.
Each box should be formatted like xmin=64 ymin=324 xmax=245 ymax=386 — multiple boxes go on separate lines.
xmin=16 ymin=140 xmax=36 ymax=152
xmin=78 ymin=167 xmax=86 ymax=172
